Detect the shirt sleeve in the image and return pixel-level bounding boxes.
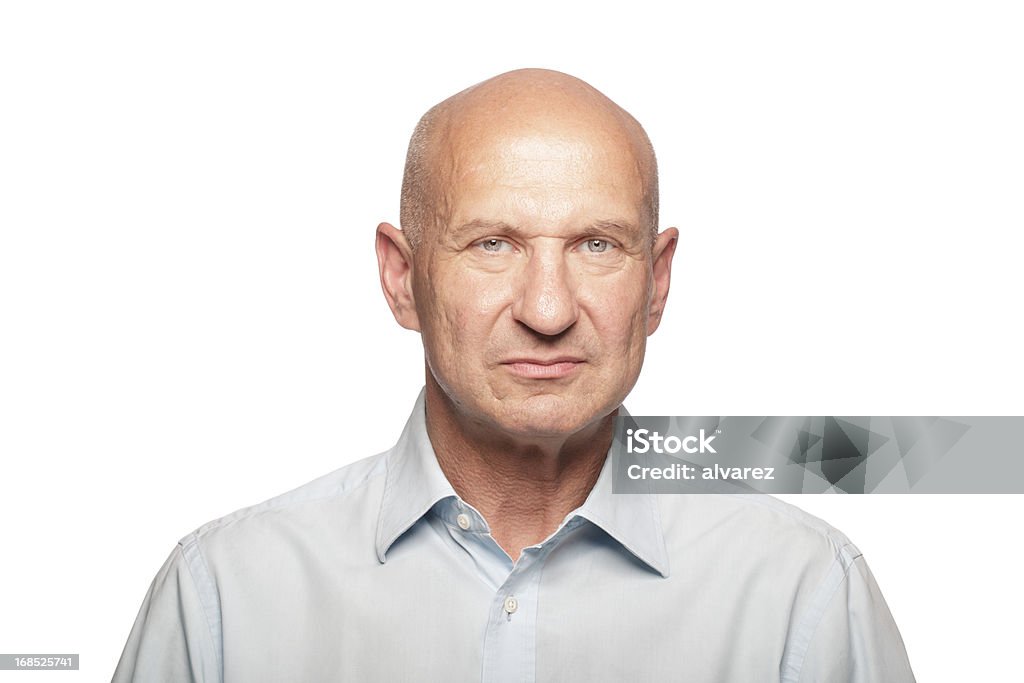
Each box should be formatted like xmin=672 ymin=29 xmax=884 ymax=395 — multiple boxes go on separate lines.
xmin=793 ymin=551 xmax=916 ymax=683
xmin=112 ymin=543 xmax=222 ymax=683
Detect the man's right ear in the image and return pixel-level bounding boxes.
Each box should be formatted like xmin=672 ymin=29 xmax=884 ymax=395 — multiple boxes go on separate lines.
xmin=375 ymin=222 xmax=421 ymax=331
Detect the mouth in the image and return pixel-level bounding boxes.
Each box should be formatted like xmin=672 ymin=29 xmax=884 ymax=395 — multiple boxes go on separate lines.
xmin=500 ymin=357 xmax=585 ymax=379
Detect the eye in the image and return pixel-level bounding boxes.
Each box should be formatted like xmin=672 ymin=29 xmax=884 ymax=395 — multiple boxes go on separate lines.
xmin=579 ymin=238 xmax=614 ymax=254
xmin=477 ymin=238 xmax=514 ymax=253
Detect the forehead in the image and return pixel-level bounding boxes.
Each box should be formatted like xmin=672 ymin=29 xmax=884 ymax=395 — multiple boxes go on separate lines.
xmin=441 ymin=123 xmax=647 ymax=231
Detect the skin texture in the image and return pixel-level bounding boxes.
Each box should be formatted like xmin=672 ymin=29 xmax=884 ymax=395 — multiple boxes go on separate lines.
xmin=377 ymin=69 xmax=678 ymax=559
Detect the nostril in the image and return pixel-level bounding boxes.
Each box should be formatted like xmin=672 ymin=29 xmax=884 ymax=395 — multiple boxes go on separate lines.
xmin=512 ymin=292 xmax=579 ymax=337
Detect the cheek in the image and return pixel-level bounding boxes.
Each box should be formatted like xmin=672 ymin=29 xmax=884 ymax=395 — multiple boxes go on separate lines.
xmin=471 ymin=276 xmax=516 ymax=318
xmin=582 ymin=275 xmax=651 ymax=357
xmin=424 ymin=270 xmax=515 ymax=346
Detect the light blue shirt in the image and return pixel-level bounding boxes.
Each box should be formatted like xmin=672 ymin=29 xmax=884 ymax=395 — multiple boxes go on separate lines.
xmin=114 ymin=390 xmax=915 ymax=682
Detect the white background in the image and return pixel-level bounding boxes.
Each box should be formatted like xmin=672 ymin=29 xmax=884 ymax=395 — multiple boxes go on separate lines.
xmin=2 ymin=1 xmax=1022 ymax=680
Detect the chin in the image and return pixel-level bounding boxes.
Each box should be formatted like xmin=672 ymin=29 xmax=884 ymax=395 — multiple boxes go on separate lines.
xmin=492 ymin=394 xmax=610 ymax=439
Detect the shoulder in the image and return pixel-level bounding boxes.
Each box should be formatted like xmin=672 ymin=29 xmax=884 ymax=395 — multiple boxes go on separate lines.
xmin=720 ymin=494 xmax=855 ymax=545
xmin=658 ymin=493 xmax=862 ymax=573
xmin=178 ymin=450 xmax=390 ymax=553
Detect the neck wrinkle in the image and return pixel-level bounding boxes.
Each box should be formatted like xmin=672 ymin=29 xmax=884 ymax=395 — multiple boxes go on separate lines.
xmin=423 ymin=374 xmax=614 ymax=558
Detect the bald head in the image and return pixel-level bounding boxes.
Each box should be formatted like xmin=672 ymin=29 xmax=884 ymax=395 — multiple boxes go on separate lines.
xmin=399 ymin=69 xmax=659 ymax=250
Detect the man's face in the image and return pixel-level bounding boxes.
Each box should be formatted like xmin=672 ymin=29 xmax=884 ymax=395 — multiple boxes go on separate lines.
xmin=408 ymin=122 xmax=672 ymax=438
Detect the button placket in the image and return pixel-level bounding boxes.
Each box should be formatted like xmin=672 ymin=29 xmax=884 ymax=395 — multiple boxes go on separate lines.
xmin=480 ymin=554 xmax=545 ymax=682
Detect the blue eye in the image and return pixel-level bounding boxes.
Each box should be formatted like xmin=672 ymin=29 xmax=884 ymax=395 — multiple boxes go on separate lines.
xmin=479 ymin=238 xmax=512 ymax=253
xmin=581 ymin=239 xmax=613 ymax=253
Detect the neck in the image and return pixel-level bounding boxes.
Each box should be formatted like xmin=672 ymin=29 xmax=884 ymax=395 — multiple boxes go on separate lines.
xmin=423 ymin=376 xmax=615 ymax=561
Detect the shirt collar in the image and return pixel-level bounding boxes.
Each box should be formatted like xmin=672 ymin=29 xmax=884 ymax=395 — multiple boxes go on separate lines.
xmin=375 ymin=388 xmax=457 ymax=563
xmin=375 ymin=389 xmax=670 ymax=578
xmin=572 ymin=416 xmax=671 ymax=577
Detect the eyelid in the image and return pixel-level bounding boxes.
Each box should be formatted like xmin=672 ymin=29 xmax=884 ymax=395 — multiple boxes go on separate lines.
xmin=575 ymin=236 xmax=618 ymax=253
xmin=471 ymin=235 xmax=618 ymax=253
xmin=474 ymin=236 xmax=517 ymax=253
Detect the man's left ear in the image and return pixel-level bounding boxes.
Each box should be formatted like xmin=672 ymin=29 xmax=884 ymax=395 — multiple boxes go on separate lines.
xmin=647 ymin=228 xmax=678 ymax=335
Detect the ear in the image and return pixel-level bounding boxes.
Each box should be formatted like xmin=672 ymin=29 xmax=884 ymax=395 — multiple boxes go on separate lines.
xmin=376 ymin=222 xmax=421 ymax=331
xmin=647 ymin=227 xmax=679 ymax=335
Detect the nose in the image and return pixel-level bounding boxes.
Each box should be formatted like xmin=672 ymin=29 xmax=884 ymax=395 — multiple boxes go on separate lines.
xmin=511 ymin=246 xmax=579 ymax=336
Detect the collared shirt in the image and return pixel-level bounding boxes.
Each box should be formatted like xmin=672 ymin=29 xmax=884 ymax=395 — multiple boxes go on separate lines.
xmin=114 ymin=390 xmax=916 ymax=682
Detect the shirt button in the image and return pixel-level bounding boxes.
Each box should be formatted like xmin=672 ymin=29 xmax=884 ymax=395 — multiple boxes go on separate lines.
xmin=456 ymin=513 xmax=471 ymax=530
xmin=503 ymin=596 xmax=518 ymax=615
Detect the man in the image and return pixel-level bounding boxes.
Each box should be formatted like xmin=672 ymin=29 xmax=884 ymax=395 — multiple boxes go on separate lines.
xmin=114 ymin=69 xmax=916 ymax=682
